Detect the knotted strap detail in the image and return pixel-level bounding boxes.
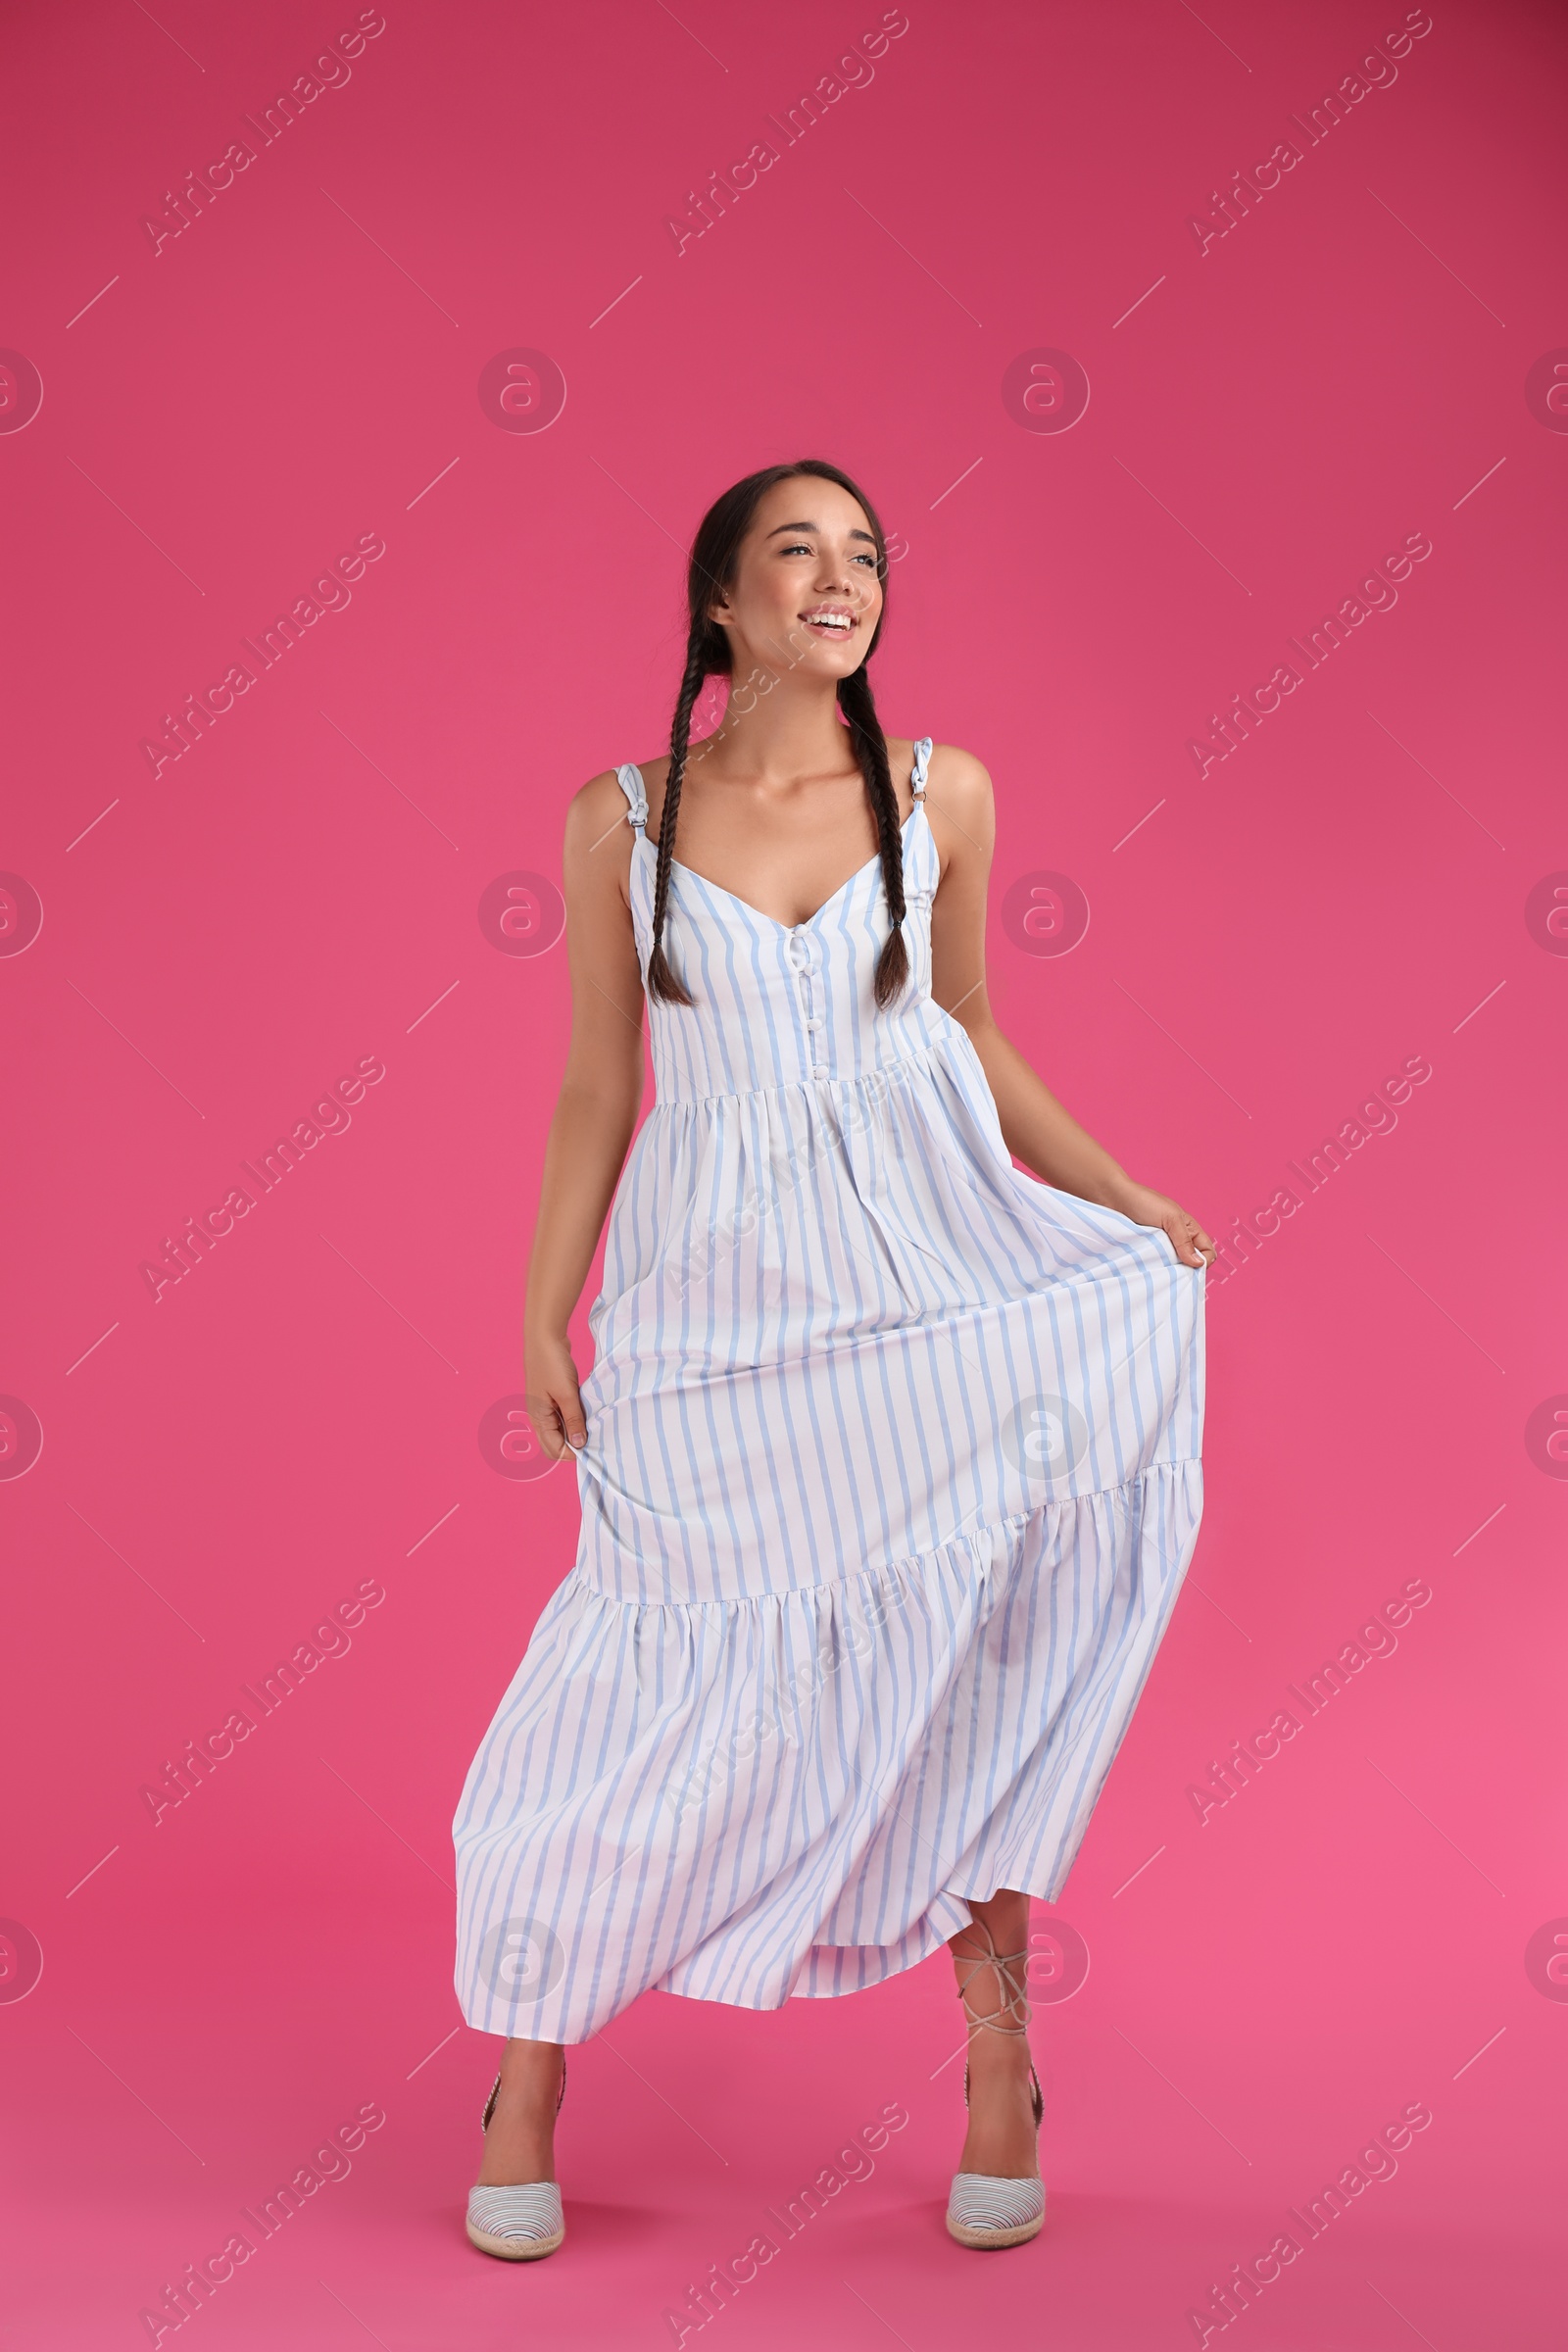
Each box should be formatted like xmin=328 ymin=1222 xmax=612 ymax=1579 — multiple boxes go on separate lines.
xmin=953 ymin=1917 xmax=1032 ymax=2038
xmin=615 ymin=762 xmax=649 ymax=833
xmin=954 ymin=1918 xmax=1042 ymax=2116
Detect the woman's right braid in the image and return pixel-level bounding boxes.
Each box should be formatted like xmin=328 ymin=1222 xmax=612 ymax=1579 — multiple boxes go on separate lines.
xmin=837 ymin=662 xmax=911 ymax=1010
xmin=644 ymin=621 xmax=707 ymax=1006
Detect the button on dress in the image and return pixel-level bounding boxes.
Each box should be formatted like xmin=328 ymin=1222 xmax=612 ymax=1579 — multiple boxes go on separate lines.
xmin=453 ymin=737 xmax=1205 ymax=2042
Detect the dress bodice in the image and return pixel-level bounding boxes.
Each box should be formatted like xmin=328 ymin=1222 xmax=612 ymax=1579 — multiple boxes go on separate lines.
xmin=615 ymin=737 xmax=950 ymax=1103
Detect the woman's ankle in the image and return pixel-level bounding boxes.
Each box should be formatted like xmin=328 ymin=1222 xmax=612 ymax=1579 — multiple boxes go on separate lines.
xmin=966 ymin=2027 xmax=1035 ymax=2073
xmin=498 ymin=2037 xmax=564 ymax=2079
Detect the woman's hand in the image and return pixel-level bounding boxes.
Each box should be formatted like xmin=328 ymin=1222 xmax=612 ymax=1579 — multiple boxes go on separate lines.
xmin=523 ymin=1329 xmax=589 ymax=1460
xmin=1106 ymin=1178 xmax=1216 ymax=1270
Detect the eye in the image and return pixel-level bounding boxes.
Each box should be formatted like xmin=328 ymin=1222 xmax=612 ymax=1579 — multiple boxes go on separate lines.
xmin=853 ymin=552 xmax=879 ymax=566
xmin=778 ymin=540 xmax=812 ymax=556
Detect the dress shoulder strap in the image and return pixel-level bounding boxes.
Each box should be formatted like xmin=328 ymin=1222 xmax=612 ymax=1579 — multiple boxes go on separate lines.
xmin=614 ymin=762 xmax=648 ymax=832
xmin=910 ymin=737 xmax=933 ymax=799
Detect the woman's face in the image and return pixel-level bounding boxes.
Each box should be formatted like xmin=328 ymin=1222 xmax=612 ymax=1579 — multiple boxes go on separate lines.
xmin=708 ymin=476 xmax=884 ymax=685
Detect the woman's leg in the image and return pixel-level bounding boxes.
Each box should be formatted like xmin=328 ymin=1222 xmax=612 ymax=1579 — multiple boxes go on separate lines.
xmin=948 ymin=1888 xmax=1041 ymax=2178
xmin=475 ymin=2036 xmax=565 ymax=2186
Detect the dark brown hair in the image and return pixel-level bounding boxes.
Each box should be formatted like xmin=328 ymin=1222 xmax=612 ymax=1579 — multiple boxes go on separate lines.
xmin=644 ymin=460 xmax=911 ymax=1011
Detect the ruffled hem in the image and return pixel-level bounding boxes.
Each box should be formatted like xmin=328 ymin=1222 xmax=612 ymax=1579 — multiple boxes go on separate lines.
xmin=452 ymin=1459 xmax=1202 ymax=2041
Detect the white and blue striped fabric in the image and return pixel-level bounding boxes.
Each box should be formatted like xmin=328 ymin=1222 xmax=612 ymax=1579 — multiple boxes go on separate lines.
xmin=948 ymin=2173 xmax=1047 ymax=2237
xmin=466 ymin=2181 xmax=564 ymax=2253
xmin=454 ymin=737 xmax=1205 ymax=2044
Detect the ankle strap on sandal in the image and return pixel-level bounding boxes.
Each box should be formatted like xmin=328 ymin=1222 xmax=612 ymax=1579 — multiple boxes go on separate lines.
xmin=952 ymin=1918 xmax=1033 ymax=2036
xmin=481 ymin=2053 xmax=566 ymax=2132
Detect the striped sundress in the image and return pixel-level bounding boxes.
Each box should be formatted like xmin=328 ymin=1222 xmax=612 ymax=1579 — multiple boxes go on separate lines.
xmin=453 ymin=736 xmax=1205 ymax=2044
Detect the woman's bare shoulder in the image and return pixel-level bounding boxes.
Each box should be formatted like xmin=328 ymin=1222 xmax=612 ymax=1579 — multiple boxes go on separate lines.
xmin=927 ymin=741 xmax=994 ymax=811
xmin=561 ymin=767 xmax=640 ymax=903
xmin=567 ymin=764 xmax=635 ymax=830
xmin=923 ymin=742 xmax=996 ymax=869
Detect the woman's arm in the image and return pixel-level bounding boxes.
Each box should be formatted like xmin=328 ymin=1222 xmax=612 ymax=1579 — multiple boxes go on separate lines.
xmin=924 ymin=745 xmax=1215 ymax=1270
xmin=522 ymin=772 xmax=650 ymax=1456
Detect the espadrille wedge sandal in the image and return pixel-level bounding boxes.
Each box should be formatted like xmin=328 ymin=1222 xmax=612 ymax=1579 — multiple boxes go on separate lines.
xmin=947 ymin=1923 xmax=1045 ymax=2249
xmin=466 ymin=2056 xmax=567 ymax=2260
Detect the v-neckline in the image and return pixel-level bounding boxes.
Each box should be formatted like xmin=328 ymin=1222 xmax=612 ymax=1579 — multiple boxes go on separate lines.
xmin=633 ymin=792 xmax=925 ymax=935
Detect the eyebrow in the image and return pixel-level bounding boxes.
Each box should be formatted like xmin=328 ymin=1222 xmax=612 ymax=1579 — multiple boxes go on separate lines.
xmin=764 ymin=519 xmax=878 ymax=545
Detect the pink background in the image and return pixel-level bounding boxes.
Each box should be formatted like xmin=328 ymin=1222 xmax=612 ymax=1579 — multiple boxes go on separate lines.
xmin=3 ymin=0 xmax=1564 ymax=2343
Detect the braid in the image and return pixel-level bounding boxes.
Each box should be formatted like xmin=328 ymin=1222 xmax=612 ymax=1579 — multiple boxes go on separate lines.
xmin=644 ymin=620 xmax=708 ymax=1006
xmin=837 ymin=665 xmax=911 ymax=1009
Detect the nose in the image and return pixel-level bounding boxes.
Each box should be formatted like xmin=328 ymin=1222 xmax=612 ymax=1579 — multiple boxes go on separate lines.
xmin=817 ymin=550 xmax=869 ymax=605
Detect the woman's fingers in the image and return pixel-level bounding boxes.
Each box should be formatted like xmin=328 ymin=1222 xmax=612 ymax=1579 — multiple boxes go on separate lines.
xmin=1166 ymin=1212 xmax=1217 ymax=1269
xmin=543 ymin=1385 xmax=587 ymax=1457
xmin=525 ymin=1382 xmax=587 ymax=1460
xmin=1120 ymin=1182 xmax=1216 ymax=1270
xmin=523 ymin=1338 xmax=589 ymax=1460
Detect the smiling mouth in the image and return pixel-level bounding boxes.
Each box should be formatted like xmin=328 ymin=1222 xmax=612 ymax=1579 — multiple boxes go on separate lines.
xmin=800 ymin=609 xmax=859 ymax=639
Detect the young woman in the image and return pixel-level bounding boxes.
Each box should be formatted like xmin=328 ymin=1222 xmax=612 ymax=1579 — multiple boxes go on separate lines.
xmin=453 ymin=460 xmax=1211 ymax=2260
